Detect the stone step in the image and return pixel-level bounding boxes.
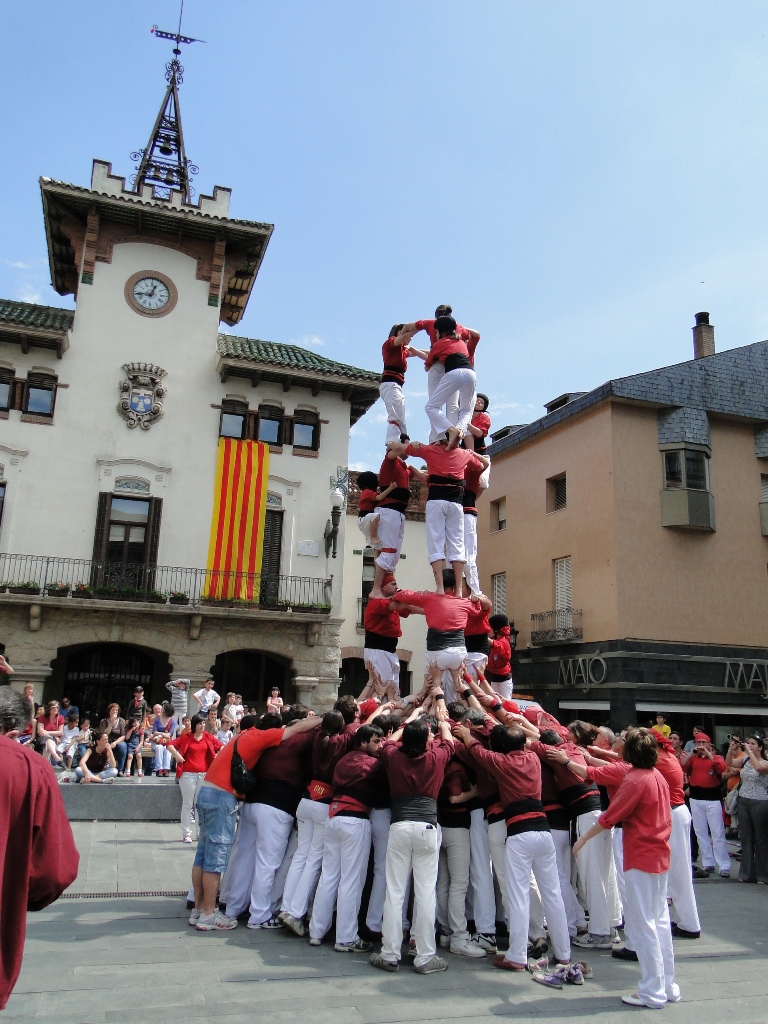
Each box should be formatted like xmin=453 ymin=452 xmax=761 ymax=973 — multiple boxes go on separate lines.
xmin=59 ymin=776 xmax=182 ymax=821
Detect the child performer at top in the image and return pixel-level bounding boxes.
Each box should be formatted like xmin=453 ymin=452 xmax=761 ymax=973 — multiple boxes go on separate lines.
xmin=379 ymin=323 xmax=427 ymax=444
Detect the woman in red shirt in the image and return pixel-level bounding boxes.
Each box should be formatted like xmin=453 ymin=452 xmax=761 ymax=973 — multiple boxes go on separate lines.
xmin=574 ymin=728 xmax=680 ymax=1009
xmin=170 ymin=714 xmax=223 ymax=843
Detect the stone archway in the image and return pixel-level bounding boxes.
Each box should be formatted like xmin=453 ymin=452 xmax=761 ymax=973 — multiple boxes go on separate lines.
xmin=212 ymin=649 xmax=293 ymax=712
xmin=49 ymin=642 xmax=170 ymax=722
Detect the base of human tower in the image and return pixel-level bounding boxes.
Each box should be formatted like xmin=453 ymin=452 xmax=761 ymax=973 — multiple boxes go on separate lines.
xmin=58 ymin=774 xmax=182 ymax=822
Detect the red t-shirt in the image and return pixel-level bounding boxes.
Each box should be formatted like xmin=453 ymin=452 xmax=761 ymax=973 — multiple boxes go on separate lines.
xmin=487 ymin=633 xmax=511 ymax=677
xmin=655 ymin=748 xmax=686 ymax=807
xmin=255 ymin=729 xmax=315 ymax=787
xmin=364 ymin=597 xmax=403 ymax=638
xmin=171 ymin=732 xmax=223 ymax=774
xmin=586 ymin=760 xmax=632 ymax=802
xmin=684 ymin=752 xmax=727 ymax=790
xmin=425 ymin=335 xmax=470 ymax=368
xmin=204 ymin=727 xmax=283 ymax=794
xmin=393 ymin=590 xmax=475 ymax=632
xmin=380 ymin=737 xmax=452 ymax=801
xmin=464 ymin=602 xmax=491 ymax=638
xmin=381 ymin=336 xmax=408 ymax=384
xmin=404 ymin=443 xmax=483 ymax=482
xmin=358 ymin=488 xmax=377 ymax=514
xmin=40 ymin=715 xmax=65 ymax=733
xmin=416 ymin=319 xmax=474 ymax=347
xmin=471 ymin=411 xmax=491 ymax=439
xmin=463 ymin=460 xmax=483 ymax=498
xmin=376 ymin=456 xmax=413 ymax=513
xmin=599 ymin=767 xmax=671 ymax=873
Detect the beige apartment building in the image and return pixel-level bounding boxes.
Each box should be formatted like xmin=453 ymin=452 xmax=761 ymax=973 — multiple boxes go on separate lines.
xmin=478 ymin=314 xmax=768 ymax=747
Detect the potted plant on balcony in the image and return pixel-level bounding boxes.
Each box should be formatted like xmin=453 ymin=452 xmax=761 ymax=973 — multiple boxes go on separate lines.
xmin=168 ymin=590 xmax=190 ymax=605
xmin=71 ymin=582 xmax=93 ymax=599
xmin=0 ymin=582 xmax=9 ymax=594
xmin=146 ymin=589 xmax=167 ymax=604
xmin=8 ymin=581 xmax=41 ymax=596
xmin=45 ymin=582 xmax=70 ymax=597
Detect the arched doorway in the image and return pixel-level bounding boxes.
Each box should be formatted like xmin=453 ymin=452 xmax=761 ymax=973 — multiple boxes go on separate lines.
xmin=212 ymin=649 xmax=293 ymax=711
xmin=50 ymin=643 xmax=170 ymax=722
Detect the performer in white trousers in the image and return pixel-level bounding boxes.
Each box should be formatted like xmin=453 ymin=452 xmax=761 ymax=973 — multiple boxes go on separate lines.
xmin=574 ymin=728 xmax=679 ymax=1009
xmin=378 ymin=324 xmax=427 ymax=443
xmin=668 ymin=803 xmax=702 ymax=934
xmin=367 ymin=450 xmax=414 ymax=600
xmin=683 ymin=732 xmax=730 ymax=875
xmin=468 ymin=806 xmax=500 ymax=949
xmin=310 ymin=727 xmax=386 ymax=950
xmin=366 ymin=806 xmax=391 ymax=935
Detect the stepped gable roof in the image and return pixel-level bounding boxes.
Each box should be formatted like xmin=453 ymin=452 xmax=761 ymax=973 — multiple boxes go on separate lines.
xmin=489 ymin=340 xmax=768 ymax=458
xmin=0 ymin=298 xmax=73 ymax=358
xmin=216 ymin=334 xmax=381 ymax=426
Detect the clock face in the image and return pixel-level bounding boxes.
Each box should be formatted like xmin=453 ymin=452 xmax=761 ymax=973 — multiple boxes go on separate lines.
xmin=132 ymin=277 xmax=171 ymax=311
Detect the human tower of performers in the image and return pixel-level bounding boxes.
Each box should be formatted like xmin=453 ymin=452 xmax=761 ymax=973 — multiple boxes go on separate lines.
xmin=188 ymin=307 xmax=699 ymax=1010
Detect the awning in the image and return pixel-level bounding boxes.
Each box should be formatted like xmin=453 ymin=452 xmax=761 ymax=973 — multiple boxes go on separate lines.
xmin=635 ymin=702 xmax=768 ymax=717
xmin=559 ymin=700 xmax=610 ymax=711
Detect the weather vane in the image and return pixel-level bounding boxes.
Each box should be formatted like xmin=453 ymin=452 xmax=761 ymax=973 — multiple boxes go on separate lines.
xmin=130 ymin=1 xmax=205 ymax=202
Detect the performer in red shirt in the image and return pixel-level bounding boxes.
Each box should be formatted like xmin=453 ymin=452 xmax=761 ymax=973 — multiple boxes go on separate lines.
xmin=422 ymin=317 xmax=477 ymax=449
xmin=379 ymin=324 xmax=427 ymax=444
xmin=463 ymin=594 xmax=492 ymax=683
xmin=682 ymin=732 xmax=730 ymax=876
xmin=486 ymin=614 xmax=513 ymax=699
xmin=0 ymin=689 xmax=79 ymax=1011
xmin=369 ymin=450 xmax=423 ymax=599
xmin=574 ymin=728 xmax=680 ymax=1009
xmin=461 ymin=456 xmax=487 ymax=597
xmin=359 ymin=573 xmax=409 ymax=700
xmin=397 ymin=304 xmax=481 ymax=443
xmin=463 ymin=393 xmax=492 ymax=453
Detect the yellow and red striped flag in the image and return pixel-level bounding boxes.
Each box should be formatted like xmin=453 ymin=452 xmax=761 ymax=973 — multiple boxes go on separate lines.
xmin=204 ymin=438 xmax=270 ymax=600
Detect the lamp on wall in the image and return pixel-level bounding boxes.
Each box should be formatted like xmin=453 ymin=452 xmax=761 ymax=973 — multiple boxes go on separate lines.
xmin=324 ymin=487 xmax=345 ymax=558
xmin=509 ymin=620 xmax=520 ymax=650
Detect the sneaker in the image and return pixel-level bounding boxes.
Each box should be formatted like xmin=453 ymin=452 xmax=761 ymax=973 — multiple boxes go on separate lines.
xmin=450 ymin=937 xmax=486 ymax=959
xmin=472 ymin=932 xmax=498 ymax=954
xmin=566 ymin=963 xmax=584 ymax=985
xmin=182 ymin=836 xmax=193 ymax=844
xmin=719 ymin=870 xmax=731 ymax=878
xmin=530 ymin=938 xmax=549 ymax=959
xmin=370 ymin=952 xmax=399 ymax=972
xmin=612 ymin=945 xmax=638 ymax=961
xmin=196 ymin=911 xmax=237 ymax=931
xmin=670 ymin=923 xmax=700 ymax=939
xmin=414 ymin=955 xmax=448 ymax=974
xmin=621 ymin=994 xmax=653 ymax=1007
xmin=532 ymin=964 xmax=569 ymax=989
xmin=279 ymin=912 xmax=306 ymax=937
xmin=692 ymin=866 xmax=710 ymax=879
xmin=576 ymin=960 xmax=594 ymax=980
xmin=335 ymin=939 xmax=373 ymax=953
xmin=527 ymin=955 xmax=550 ymax=973
xmin=102 ymin=777 xmax=115 ymax=785
xmin=309 ymin=937 xmax=321 ymax=946
xmin=250 ymin=915 xmax=283 ymax=929
xmin=188 ymin=909 xmax=201 ymax=926
xmin=572 ymin=932 xmax=612 ymax=950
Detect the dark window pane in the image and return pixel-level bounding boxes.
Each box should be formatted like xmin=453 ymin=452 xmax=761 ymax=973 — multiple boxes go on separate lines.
xmin=27 ymin=386 xmax=54 ymax=414
xmin=0 ymin=483 xmax=6 ymax=527
xmin=258 ymin=416 xmax=281 ymax=444
xmin=293 ymin=422 xmax=315 ymax=448
xmin=220 ymin=413 xmax=245 ymax=438
xmin=664 ymin=451 xmax=683 ymax=488
xmin=685 ymin=450 xmax=707 ymax=490
xmin=0 ymin=382 xmax=9 ymax=409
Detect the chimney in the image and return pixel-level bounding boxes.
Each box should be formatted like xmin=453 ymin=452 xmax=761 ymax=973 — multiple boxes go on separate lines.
xmin=692 ymin=311 xmax=715 ymax=359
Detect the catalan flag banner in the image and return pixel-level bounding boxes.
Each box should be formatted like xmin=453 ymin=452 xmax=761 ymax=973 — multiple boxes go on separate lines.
xmin=205 ymin=438 xmax=270 ymax=600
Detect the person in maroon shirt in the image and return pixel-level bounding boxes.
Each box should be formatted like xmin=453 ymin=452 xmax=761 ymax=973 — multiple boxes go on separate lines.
xmin=372 ymin=702 xmax=454 ymax=974
xmin=0 ymin=689 xmax=79 ymax=1011
xmin=369 ymin=449 xmax=422 ymax=598
xmin=682 ymin=732 xmax=730 ymax=876
xmin=379 ymin=323 xmax=427 ymax=444
xmin=310 ymin=724 xmax=387 ymax=951
xmin=574 ymin=728 xmax=679 ymax=1009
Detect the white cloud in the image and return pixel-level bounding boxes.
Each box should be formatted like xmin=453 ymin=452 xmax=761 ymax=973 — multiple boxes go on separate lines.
xmin=292 ymin=334 xmax=326 ymax=349
xmin=19 ymin=286 xmax=43 ymax=304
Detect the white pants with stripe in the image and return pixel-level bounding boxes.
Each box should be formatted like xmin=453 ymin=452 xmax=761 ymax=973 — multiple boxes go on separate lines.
xmin=425 ymin=367 xmax=476 ymax=437
xmin=381 ymin=821 xmax=440 ymax=968
xmin=668 ymin=804 xmax=701 ymax=931
xmin=504 ymin=830 xmax=571 ymax=966
xmin=379 ymin=381 xmax=407 ymax=442
xmin=427 ymin=363 xmax=458 ymax=442
xmin=310 ymin=815 xmax=372 ymax=944
xmin=426 ymin=499 xmax=465 ymax=564
xmin=690 ymin=798 xmax=730 ymax=874
xmin=281 ymin=798 xmax=329 ymax=919
xmin=462 ymin=512 xmax=479 ymax=595
xmin=623 ymin=869 xmax=680 ymax=1008
xmin=373 ymin=507 xmax=405 ymax=572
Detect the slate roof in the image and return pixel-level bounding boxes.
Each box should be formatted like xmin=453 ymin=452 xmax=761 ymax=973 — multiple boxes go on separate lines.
xmin=489 ymin=340 xmax=768 ymax=458
xmin=217 ymin=334 xmax=381 ymax=383
xmin=0 ymin=298 xmax=74 ymax=333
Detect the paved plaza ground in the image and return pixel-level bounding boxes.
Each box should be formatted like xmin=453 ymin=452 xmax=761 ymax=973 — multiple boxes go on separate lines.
xmin=3 ymin=822 xmax=767 ymax=1023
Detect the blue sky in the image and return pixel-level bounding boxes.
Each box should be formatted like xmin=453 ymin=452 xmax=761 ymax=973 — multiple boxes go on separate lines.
xmin=3 ymin=2 xmax=768 ymax=469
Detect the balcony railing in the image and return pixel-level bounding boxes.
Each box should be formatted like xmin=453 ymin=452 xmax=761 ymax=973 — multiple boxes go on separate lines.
xmin=0 ymin=553 xmax=332 ymax=612
xmin=530 ymin=607 xmax=583 ymax=645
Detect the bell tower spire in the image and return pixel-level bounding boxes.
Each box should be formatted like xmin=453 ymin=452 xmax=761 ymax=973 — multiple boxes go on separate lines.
xmin=131 ymin=2 xmax=205 ymax=203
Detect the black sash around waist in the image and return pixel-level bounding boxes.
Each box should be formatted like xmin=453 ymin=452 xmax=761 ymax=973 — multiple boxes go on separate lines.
xmin=376 ymin=486 xmax=410 ymax=514
xmin=247 ymin=777 xmax=305 ymax=815
xmin=426 ymin=627 xmax=465 ymax=651
xmin=381 ymin=368 xmax=405 ymax=385
xmin=391 ymin=795 xmax=438 ymax=826
xmin=444 ymin=353 xmax=473 ymax=372
xmin=465 ymin=633 xmax=490 ymax=654
xmin=427 ymin=475 xmax=465 ymax=504
xmin=364 ymin=632 xmax=398 ymax=653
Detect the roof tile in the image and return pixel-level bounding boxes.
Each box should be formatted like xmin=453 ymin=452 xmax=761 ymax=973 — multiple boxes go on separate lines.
xmin=217 ymin=333 xmax=380 ymax=382
xmin=0 ymin=298 xmax=74 ymax=333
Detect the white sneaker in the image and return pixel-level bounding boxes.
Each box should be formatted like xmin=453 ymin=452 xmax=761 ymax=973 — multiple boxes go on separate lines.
xmin=280 ymin=912 xmax=306 ymax=937
xmin=188 ymin=909 xmax=201 ymax=927
xmin=472 ymin=932 xmax=497 ymax=953
xmin=438 ymin=934 xmax=451 ymax=949
xmin=196 ymin=911 xmax=238 ymax=931
xmin=573 ymin=933 xmax=612 ymax=950
xmin=450 ymin=937 xmax=486 ymax=958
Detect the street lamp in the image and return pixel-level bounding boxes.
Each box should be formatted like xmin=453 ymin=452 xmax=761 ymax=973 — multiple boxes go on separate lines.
xmin=509 ymin=620 xmax=520 ymax=650
xmin=324 ymin=487 xmax=345 ymax=558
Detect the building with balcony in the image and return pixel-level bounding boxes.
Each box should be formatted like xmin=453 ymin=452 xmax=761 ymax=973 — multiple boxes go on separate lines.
xmin=478 ymin=314 xmax=768 ymax=746
xmin=0 ymin=60 xmax=380 ymax=717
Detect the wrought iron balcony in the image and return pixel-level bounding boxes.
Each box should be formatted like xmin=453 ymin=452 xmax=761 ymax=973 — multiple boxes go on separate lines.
xmin=530 ymin=608 xmax=583 ymax=645
xmin=0 ymin=553 xmax=332 ymax=613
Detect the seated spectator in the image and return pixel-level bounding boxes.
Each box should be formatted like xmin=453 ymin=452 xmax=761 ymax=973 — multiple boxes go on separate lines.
xmin=100 ymin=704 xmax=128 ymax=774
xmin=60 ymin=696 xmax=79 ymax=719
xmin=75 ymin=729 xmax=118 ymax=784
xmin=35 ymin=701 xmax=65 ymax=764
xmin=122 ymin=718 xmax=144 ymax=778
xmin=152 ymin=702 xmax=177 ymax=777
xmin=75 ymin=717 xmax=92 ymax=764
xmin=57 ymin=711 xmax=81 ymax=769
xmin=204 ymin=706 xmax=220 ymax=736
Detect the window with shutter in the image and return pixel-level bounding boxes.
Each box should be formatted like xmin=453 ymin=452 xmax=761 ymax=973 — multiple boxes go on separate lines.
xmin=491 ymin=572 xmax=507 ymax=615
xmin=762 ymin=475 xmax=768 ymax=503
xmin=554 ymin=556 xmax=572 ymax=610
xmin=546 ymin=473 xmax=567 ymax=512
xmin=0 ymin=482 xmax=6 ymax=532
xmin=23 ymin=371 xmax=57 ymax=417
xmin=92 ymin=493 xmax=111 ymax=562
xmin=292 ymin=410 xmax=320 ymax=450
xmin=0 ymin=368 xmax=14 ymax=412
xmin=491 ymin=497 xmax=506 ymax=531
xmin=257 ymin=405 xmax=284 ymax=445
xmin=220 ymin=400 xmax=248 ymax=439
